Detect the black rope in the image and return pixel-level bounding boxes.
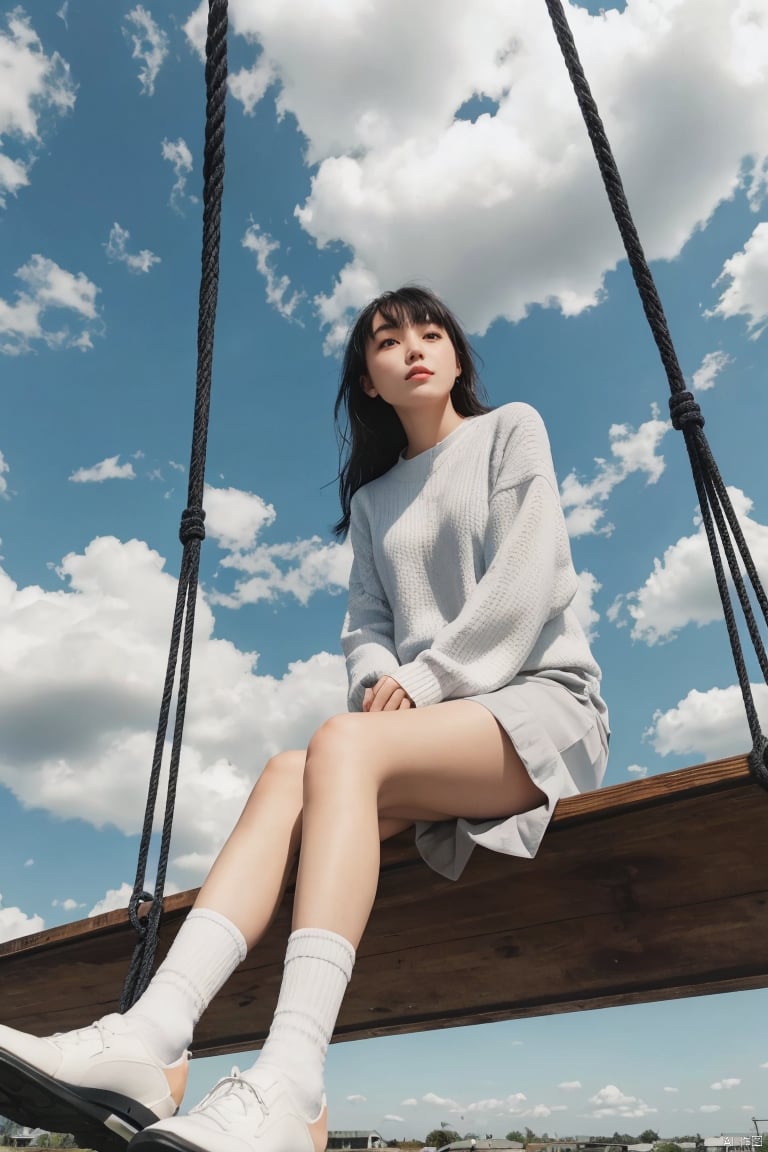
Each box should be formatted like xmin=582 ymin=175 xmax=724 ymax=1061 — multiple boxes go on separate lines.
xmin=543 ymin=0 xmax=768 ymax=790
xmin=121 ymin=0 xmax=228 ymax=1011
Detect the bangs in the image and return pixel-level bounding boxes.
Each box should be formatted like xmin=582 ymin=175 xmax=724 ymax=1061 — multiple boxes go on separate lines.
xmin=362 ymin=288 xmax=454 ymax=341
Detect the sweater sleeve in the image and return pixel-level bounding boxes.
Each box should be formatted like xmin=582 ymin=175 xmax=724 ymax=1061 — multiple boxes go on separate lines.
xmin=392 ymin=415 xmax=578 ymax=708
xmin=340 ymin=493 xmax=401 ymax=712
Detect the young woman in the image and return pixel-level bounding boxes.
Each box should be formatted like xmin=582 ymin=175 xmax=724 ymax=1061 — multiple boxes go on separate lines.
xmin=0 ymin=286 xmax=609 ymax=1152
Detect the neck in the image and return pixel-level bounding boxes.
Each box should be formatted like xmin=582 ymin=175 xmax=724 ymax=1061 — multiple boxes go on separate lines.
xmin=398 ymin=403 xmax=465 ymax=460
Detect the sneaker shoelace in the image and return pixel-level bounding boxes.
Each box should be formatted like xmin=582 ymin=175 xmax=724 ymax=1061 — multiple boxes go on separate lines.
xmin=192 ymin=1069 xmax=269 ymax=1124
xmin=51 ymin=1020 xmax=111 ymax=1053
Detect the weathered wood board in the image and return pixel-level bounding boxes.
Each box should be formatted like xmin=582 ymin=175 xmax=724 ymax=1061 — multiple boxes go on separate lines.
xmin=1 ymin=755 xmax=765 ymax=1057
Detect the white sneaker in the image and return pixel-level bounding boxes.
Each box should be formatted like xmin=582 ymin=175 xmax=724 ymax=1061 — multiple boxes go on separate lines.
xmin=0 ymin=1014 xmax=187 ymax=1152
xmin=129 ymin=1068 xmax=327 ymax=1152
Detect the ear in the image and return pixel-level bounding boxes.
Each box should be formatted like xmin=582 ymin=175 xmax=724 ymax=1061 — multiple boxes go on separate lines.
xmin=360 ymin=374 xmax=378 ymax=399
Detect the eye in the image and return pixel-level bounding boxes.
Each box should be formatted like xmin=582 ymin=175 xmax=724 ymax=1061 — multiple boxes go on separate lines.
xmin=424 ymin=330 xmax=442 ymax=340
xmin=378 ymin=337 xmax=397 ymax=349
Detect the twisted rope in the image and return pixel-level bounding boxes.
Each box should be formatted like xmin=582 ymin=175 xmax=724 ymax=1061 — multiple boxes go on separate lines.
xmin=121 ymin=0 xmax=229 ymax=1010
xmin=544 ymin=0 xmax=768 ymax=789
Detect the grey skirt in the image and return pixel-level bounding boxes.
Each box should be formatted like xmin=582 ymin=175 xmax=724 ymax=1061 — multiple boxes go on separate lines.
xmin=414 ymin=671 xmax=610 ymax=881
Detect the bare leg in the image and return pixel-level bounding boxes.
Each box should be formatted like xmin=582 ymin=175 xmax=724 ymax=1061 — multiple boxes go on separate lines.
xmin=294 ymin=700 xmax=546 ymax=943
xmin=195 ymin=749 xmax=412 ymax=948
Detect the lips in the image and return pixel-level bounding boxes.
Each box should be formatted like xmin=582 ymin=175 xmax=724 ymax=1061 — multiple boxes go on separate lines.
xmin=406 ymin=366 xmax=433 ymax=380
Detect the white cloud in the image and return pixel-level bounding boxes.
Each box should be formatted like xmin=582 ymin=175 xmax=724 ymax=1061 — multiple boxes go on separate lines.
xmin=161 ymin=137 xmax=196 ymax=212
xmin=105 ymin=223 xmax=161 ymax=275
xmin=0 ymin=450 xmax=9 ymax=498
xmin=0 ymin=9 xmax=75 ymax=207
xmin=663 ymin=1087 xmax=679 ymax=1093
xmin=615 ymin=487 xmax=768 ymax=645
xmin=0 ymin=535 xmax=348 ymax=886
xmin=346 ymin=1095 xmax=367 ymax=1103
xmin=761 ymin=1061 xmax=768 ymax=1068
xmin=692 ymin=349 xmax=732 ymax=391
xmin=0 ymin=255 xmax=100 ymax=355
xmin=700 ymin=1105 xmax=721 ymax=1113
xmin=69 ymin=455 xmax=136 ymax=483
xmin=88 ymin=882 xmax=132 ymax=917
xmin=467 ymin=1095 xmax=527 ymax=1115
xmin=558 ymin=1082 xmax=582 ymax=1091
xmin=572 ymin=570 xmax=600 ymax=642
xmin=229 ymin=57 xmax=274 ymax=115
xmin=646 ymin=682 xmax=768 ymax=761
xmin=422 ymin=1093 xmax=463 ymax=1110
xmin=401 ymin=1099 xmax=418 ymax=1107
xmin=182 ymin=2 xmax=768 ymax=345
xmin=711 ymin=1079 xmax=741 ymax=1090
xmin=560 ymin=406 xmax=669 ymax=537
xmin=52 ymin=897 xmax=85 ymax=911
xmin=384 ymin=1115 xmax=404 ymax=1123
xmin=707 ymin=222 xmax=768 ymax=338
xmin=242 ymin=224 xmax=303 ymax=320
xmin=205 ymin=485 xmax=276 ymax=552
xmin=204 ymin=484 xmax=352 ymax=608
xmin=23 ymin=858 xmax=33 ymax=867
xmin=57 ymin=3 xmax=69 ymax=28
xmin=124 ymin=5 xmax=168 ymax=97
xmin=0 ymin=892 xmax=44 ymax=943
xmin=626 ymin=764 xmax=648 ymax=779
xmin=586 ymin=1084 xmax=656 ymax=1119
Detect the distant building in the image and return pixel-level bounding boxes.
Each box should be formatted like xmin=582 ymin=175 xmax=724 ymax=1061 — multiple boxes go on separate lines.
xmin=5 ymin=1129 xmax=49 ymax=1148
xmin=327 ymin=1131 xmax=385 ymax=1150
xmin=443 ymin=1142 xmax=523 ymax=1151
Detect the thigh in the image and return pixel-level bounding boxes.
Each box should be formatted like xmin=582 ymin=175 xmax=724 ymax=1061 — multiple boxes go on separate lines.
xmin=328 ymin=701 xmax=547 ymax=823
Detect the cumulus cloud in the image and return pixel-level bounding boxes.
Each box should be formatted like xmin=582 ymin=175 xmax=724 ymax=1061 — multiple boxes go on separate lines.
xmin=384 ymin=1115 xmax=404 ymax=1123
xmin=707 ymin=223 xmax=768 ymax=338
xmin=663 ymin=1087 xmax=679 ymax=1094
xmin=187 ymin=0 xmax=768 ymax=346
xmin=0 ymin=535 xmax=348 ymax=889
xmin=0 ymin=892 xmax=44 ymax=943
xmin=52 ymin=897 xmax=85 ymax=911
xmin=558 ymin=1081 xmax=582 ymax=1090
xmin=587 ymin=1084 xmax=656 ymax=1119
xmin=560 ymin=406 xmax=669 ymax=537
xmin=0 ymin=450 xmax=9 ymax=498
xmin=88 ymin=882 xmax=133 ymax=917
xmin=161 ymin=138 xmax=196 ymax=212
xmin=421 ymin=1093 xmax=463 ymax=1110
xmin=204 ymin=484 xmax=352 ymax=608
xmin=692 ymin=350 xmax=732 ymax=391
xmin=0 ymin=9 xmax=75 ymax=207
xmin=69 ymin=455 xmax=136 ymax=483
xmin=711 ymin=1079 xmax=741 ymax=1090
xmin=346 ymin=1095 xmax=367 ymax=1103
xmin=242 ymin=224 xmax=303 ymax=320
xmin=626 ymin=764 xmax=648 ymax=779
xmin=0 ymin=254 xmax=100 ymax=355
xmin=613 ymin=487 xmax=768 ymax=645
xmin=401 ymin=1098 xmax=418 ymax=1107
xmin=229 ymin=57 xmax=274 ymax=115
xmin=646 ymin=682 xmax=768 ymax=761
xmin=124 ymin=5 xmax=168 ymax=96
xmin=105 ymin=223 xmax=161 ymax=275
xmin=699 ymin=1105 xmax=721 ymax=1113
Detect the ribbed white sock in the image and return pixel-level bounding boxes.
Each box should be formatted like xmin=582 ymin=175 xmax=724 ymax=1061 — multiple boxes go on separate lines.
xmin=245 ymin=928 xmax=355 ymax=1119
xmin=123 ymin=907 xmax=247 ymax=1064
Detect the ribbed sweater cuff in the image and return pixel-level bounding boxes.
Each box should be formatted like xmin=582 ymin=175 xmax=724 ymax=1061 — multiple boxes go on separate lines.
xmin=394 ymin=660 xmax=445 ymax=708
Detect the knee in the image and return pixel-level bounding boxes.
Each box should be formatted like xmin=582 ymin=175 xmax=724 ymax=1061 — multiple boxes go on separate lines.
xmin=251 ymin=749 xmax=306 ymax=800
xmin=304 ymin=713 xmax=372 ymax=794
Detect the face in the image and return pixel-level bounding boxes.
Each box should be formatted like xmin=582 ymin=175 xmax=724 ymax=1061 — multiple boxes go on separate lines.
xmin=361 ymin=312 xmax=461 ymax=411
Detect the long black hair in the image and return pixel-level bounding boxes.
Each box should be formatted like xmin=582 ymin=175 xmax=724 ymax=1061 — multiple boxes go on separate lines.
xmin=332 ymin=286 xmax=492 ymax=538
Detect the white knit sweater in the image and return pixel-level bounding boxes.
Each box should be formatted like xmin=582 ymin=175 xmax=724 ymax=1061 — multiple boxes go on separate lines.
xmin=341 ymin=402 xmax=601 ymax=712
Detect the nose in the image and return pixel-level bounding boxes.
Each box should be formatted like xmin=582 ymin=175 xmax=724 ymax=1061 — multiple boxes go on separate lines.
xmin=405 ymin=334 xmax=425 ymax=361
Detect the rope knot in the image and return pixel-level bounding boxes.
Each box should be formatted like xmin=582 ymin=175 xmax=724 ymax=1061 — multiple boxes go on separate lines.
xmin=749 ymin=736 xmax=768 ymax=793
xmin=179 ymin=506 xmax=206 ymax=544
xmin=669 ymin=391 xmax=704 ymax=431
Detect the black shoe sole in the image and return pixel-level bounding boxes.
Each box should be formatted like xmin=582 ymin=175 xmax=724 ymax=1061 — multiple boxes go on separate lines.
xmin=131 ymin=1131 xmax=206 ymax=1152
xmin=0 ymin=1049 xmax=161 ymax=1152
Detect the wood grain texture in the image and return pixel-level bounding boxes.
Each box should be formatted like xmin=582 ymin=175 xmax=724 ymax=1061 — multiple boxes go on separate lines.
xmin=2 ymin=755 xmax=766 ymax=1056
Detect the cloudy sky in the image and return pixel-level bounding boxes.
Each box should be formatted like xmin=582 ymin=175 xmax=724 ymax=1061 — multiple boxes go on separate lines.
xmin=1 ymin=0 xmax=768 ymax=1140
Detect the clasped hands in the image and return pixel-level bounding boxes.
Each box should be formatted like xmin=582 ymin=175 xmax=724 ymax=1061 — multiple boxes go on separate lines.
xmin=362 ymin=675 xmax=414 ymax=712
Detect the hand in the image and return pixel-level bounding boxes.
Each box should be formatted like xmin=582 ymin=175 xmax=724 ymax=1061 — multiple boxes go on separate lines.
xmin=362 ymin=675 xmax=414 ymax=712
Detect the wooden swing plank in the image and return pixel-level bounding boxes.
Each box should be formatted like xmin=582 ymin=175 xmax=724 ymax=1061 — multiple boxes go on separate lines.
xmin=1 ymin=754 xmax=765 ymax=1058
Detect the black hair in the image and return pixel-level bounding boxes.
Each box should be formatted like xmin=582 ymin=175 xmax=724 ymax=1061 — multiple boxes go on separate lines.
xmin=332 ymin=285 xmax=492 ymax=538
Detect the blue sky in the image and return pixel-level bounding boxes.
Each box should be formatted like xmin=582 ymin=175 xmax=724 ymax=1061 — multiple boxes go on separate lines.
xmin=1 ymin=0 xmax=768 ymax=1141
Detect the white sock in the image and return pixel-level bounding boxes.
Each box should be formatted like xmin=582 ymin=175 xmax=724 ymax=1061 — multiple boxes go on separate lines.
xmin=246 ymin=928 xmax=355 ymax=1119
xmin=123 ymin=907 xmax=247 ymax=1064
